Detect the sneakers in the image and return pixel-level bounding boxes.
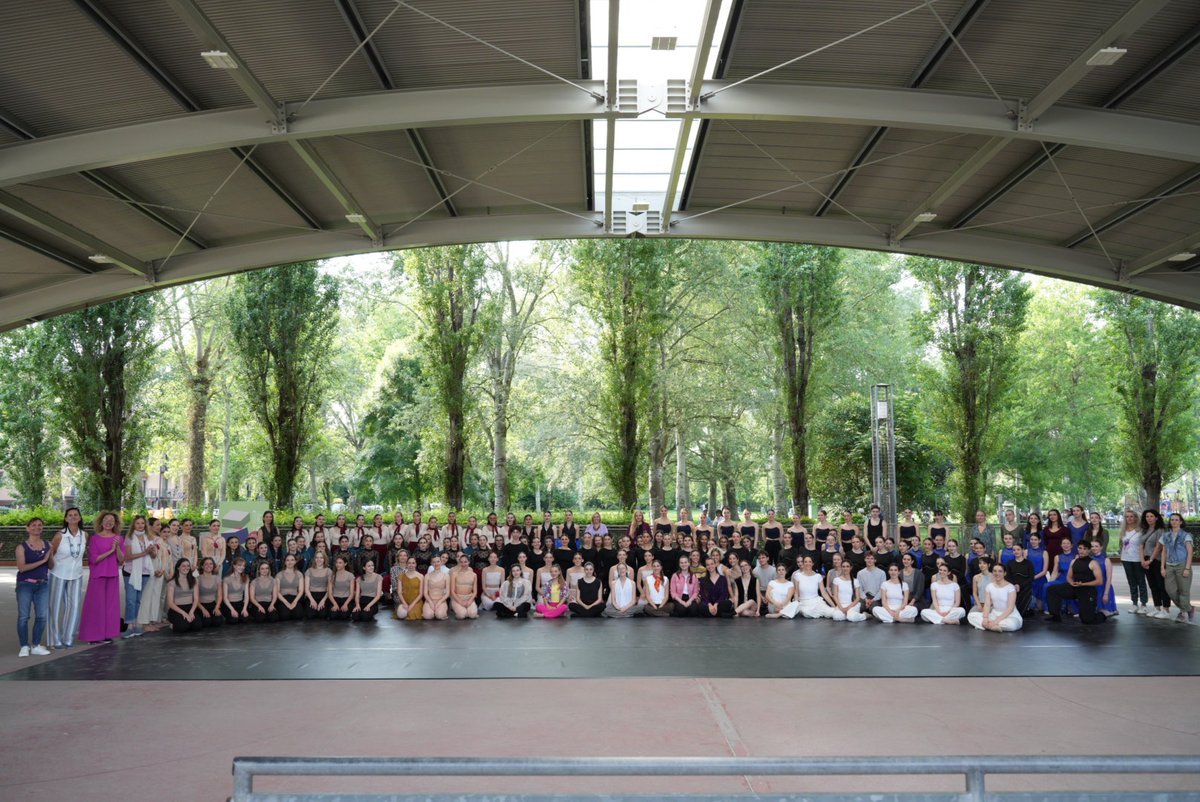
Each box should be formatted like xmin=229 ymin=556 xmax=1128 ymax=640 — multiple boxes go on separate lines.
xmin=30 ymin=645 xmax=51 ymax=656
xmin=1153 ymin=608 xmax=1171 ymax=619
xmin=1137 ymin=604 xmax=1148 ymax=614
xmin=18 ymin=646 xmax=30 ymax=658
xmin=1127 ymin=604 xmax=1140 ymax=614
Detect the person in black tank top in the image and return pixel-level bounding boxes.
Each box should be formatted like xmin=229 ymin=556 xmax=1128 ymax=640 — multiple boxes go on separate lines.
xmin=1045 ymin=541 xmax=1104 ymax=624
xmin=864 ymin=505 xmax=885 ymax=549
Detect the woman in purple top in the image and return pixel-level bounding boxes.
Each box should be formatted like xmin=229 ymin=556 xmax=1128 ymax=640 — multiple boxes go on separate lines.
xmin=585 ymin=512 xmax=608 ymax=541
xmin=16 ymin=517 xmax=54 ymax=656
xmin=78 ymin=511 xmax=125 ymax=643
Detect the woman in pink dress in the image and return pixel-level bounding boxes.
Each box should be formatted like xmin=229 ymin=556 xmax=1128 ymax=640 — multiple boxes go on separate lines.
xmin=79 ymin=511 xmax=124 ymax=643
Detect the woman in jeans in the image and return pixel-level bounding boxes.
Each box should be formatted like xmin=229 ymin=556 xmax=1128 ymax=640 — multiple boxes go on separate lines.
xmin=16 ymin=517 xmax=54 ymax=657
xmin=1118 ymin=510 xmax=1148 ymax=614
xmin=1139 ymin=509 xmax=1170 ymax=619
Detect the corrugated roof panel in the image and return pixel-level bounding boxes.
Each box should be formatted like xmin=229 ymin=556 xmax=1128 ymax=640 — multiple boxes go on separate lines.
xmin=355 ymin=0 xmax=582 ymax=89
xmin=0 ymin=0 xmax=184 ymax=135
xmin=834 ymin=129 xmax=997 ymax=220
xmin=304 ymin=134 xmax=453 ymax=222
xmin=420 ymin=122 xmax=587 ymax=213
xmin=931 ymin=140 xmax=1049 ymax=224
xmin=1060 ymin=1 xmax=1200 ymax=107
xmin=7 ymin=174 xmax=198 ymax=262
xmin=722 ymin=0 xmax=970 ymax=88
xmin=685 ymin=122 xmax=870 ymax=214
xmin=236 ymin=142 xmax=364 ymax=229
xmin=100 ymin=151 xmax=311 ymax=245
xmin=0 ymin=234 xmax=86 ymax=297
xmin=1112 ymin=46 xmax=1200 ymax=122
xmin=1087 ymin=194 xmax=1200 ymax=255
xmin=197 ymin=0 xmax=380 ymax=103
xmin=922 ymin=0 xmax=1136 ymax=101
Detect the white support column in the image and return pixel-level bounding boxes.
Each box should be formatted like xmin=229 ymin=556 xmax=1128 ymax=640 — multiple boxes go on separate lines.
xmin=603 ymin=0 xmax=620 ymax=233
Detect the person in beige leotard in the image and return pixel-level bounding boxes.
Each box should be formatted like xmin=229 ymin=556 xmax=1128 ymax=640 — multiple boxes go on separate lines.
xmin=479 ymin=551 xmax=504 ymax=611
xmin=200 ymin=519 xmax=226 ymax=574
xmin=353 ymin=558 xmax=382 ymax=621
xmin=422 ymin=554 xmax=450 ymax=620
xmin=166 ymin=559 xmax=201 ymax=634
xmin=329 ymin=555 xmax=356 ymax=621
xmin=195 ymin=558 xmax=225 ymax=627
xmin=304 ymin=550 xmax=332 ymax=620
xmin=222 ymin=558 xmax=249 ymax=623
xmin=449 ymin=553 xmax=479 ymax=619
xmin=395 ymin=557 xmax=424 ymax=621
xmin=248 ymin=561 xmax=279 ymax=623
xmin=275 ymin=554 xmax=305 ymax=621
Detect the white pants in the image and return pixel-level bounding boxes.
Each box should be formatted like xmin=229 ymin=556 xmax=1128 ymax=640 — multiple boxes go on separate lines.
xmin=967 ymin=609 xmax=1023 ymax=631
xmin=873 ymin=605 xmax=917 ymax=623
xmin=798 ymin=598 xmax=835 ymax=619
xmin=48 ymin=575 xmax=84 ymax=647
xmin=830 ymin=606 xmax=866 ymax=622
xmin=920 ymin=607 xmax=965 ymax=624
xmin=775 ymin=600 xmax=802 ymax=619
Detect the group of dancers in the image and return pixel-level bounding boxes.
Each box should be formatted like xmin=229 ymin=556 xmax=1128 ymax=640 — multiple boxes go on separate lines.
xmin=12 ymin=504 xmax=1194 ymax=652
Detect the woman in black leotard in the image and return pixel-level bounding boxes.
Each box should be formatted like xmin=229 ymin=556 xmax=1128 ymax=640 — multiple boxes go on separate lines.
xmin=717 ymin=507 xmax=736 ymax=543
xmin=928 ymin=510 xmax=948 ymax=551
xmin=813 ymin=509 xmax=833 ymax=544
xmin=898 ymin=510 xmax=919 ymax=552
xmin=569 ymin=562 xmax=605 ymax=617
xmin=739 ymin=508 xmax=759 ymax=551
xmin=864 ymin=504 xmax=886 ymax=549
xmin=761 ymin=509 xmax=784 ymax=562
xmin=653 ymin=505 xmax=675 ymax=545
xmin=838 ymin=511 xmax=860 ymax=551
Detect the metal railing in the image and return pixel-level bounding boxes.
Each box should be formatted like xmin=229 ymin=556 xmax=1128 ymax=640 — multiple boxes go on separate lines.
xmin=230 ymin=755 xmax=1200 ymax=802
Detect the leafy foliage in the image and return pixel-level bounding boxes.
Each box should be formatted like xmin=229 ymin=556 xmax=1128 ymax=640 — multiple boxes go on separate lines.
xmin=0 ymin=326 xmax=54 ymax=504
xmin=223 ymin=262 xmax=340 ymax=508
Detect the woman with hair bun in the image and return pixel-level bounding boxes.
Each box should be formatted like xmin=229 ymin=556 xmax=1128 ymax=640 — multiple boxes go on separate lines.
xmin=222 ymin=558 xmax=249 ymax=623
xmin=166 ymin=559 xmax=202 ymax=634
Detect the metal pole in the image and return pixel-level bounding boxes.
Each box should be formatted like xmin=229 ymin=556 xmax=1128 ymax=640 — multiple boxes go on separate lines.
xmin=871 ymin=385 xmax=899 ymax=533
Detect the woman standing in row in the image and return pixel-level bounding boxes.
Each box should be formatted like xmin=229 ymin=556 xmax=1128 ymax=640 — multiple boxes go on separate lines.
xmin=121 ymin=515 xmax=156 ymax=639
xmin=48 ymin=508 xmax=86 ymax=650
xmin=1140 ymin=509 xmax=1170 ymax=619
xmin=1119 ymin=510 xmax=1148 ymax=614
xmin=15 ymin=517 xmax=53 ymax=656
xmin=79 ymin=511 xmax=123 ymax=644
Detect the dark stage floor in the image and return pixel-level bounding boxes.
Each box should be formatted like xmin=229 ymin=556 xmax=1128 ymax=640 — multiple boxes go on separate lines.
xmin=2 ymin=612 xmax=1194 ymax=681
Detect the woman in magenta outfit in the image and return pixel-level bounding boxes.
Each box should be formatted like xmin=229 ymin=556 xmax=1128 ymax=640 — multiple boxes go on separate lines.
xmin=78 ymin=511 xmax=124 ymax=643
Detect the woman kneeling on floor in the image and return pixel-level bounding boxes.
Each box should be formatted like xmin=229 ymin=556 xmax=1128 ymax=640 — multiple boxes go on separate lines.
xmin=166 ymin=559 xmax=202 ymax=634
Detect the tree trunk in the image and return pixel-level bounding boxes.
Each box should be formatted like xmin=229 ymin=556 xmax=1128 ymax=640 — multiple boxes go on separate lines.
xmin=648 ymin=426 xmax=666 ymax=514
xmin=308 ymin=462 xmax=319 ymax=507
xmin=674 ymin=428 xmax=689 ymax=512
xmin=492 ymin=391 xmax=509 ymax=513
xmin=722 ymin=476 xmax=738 ymax=513
xmin=219 ymin=389 xmax=231 ymax=503
xmin=185 ymin=367 xmax=211 ymax=507
xmin=708 ymin=480 xmax=717 ymax=517
xmin=446 ymin=383 xmax=466 ymax=510
xmin=771 ymin=417 xmax=788 ymax=514
xmin=99 ymin=346 xmax=127 ymax=510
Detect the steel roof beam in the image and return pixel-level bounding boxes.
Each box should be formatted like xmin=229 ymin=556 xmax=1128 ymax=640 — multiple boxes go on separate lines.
xmin=951 ymin=18 xmax=1200 ymax=229
xmin=334 ymin=0 xmax=458 ymax=219
xmin=1126 ymin=231 xmax=1200 ymax=278
xmin=0 ymin=190 xmax=148 ymax=278
xmin=887 ymin=0 xmax=1171 ymax=244
xmin=5 ymin=210 xmax=1197 ymax=331
xmin=602 ymin=0 xmax=619 ymax=232
xmin=661 ymin=0 xmax=724 ymax=229
xmin=815 ymin=0 xmax=991 ymax=217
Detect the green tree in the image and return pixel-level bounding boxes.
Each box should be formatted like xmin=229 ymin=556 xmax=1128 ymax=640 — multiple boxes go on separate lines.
xmin=43 ymin=295 xmax=157 ymax=509
xmin=404 ymin=245 xmax=488 ymax=510
xmin=223 ymin=262 xmax=339 ymax=508
xmin=909 ymin=258 xmax=1030 ymax=522
xmin=1094 ymin=291 xmax=1200 ymax=510
xmin=356 ymin=355 xmax=427 ymax=506
xmin=756 ymin=243 xmax=844 ymax=514
xmin=570 ymin=240 xmax=670 ymax=510
xmin=0 ymin=326 xmax=54 ymax=504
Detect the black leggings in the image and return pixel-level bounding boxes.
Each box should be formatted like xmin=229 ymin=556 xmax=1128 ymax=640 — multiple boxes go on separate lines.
xmin=1046 ymin=584 xmax=1103 ymax=624
xmin=671 ymin=600 xmax=703 ymax=617
xmin=223 ymin=600 xmax=247 ymax=623
xmin=568 ymin=603 xmax=603 ymax=617
xmin=248 ymin=602 xmax=278 ymax=623
xmin=495 ymin=602 xmax=531 ymax=618
xmin=330 ymin=596 xmax=353 ymax=620
xmin=198 ymin=601 xmax=224 ymax=627
xmin=353 ymin=595 xmax=379 ymax=622
xmin=1146 ymin=559 xmax=1168 ymax=609
xmin=307 ymin=592 xmax=330 ymax=620
xmin=168 ymin=609 xmax=203 ymax=633
xmin=700 ymin=600 xmax=735 ymax=618
xmin=277 ymin=594 xmax=305 ymax=621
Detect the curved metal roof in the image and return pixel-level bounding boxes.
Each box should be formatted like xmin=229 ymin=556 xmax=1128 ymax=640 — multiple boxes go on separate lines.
xmin=2 ymin=0 xmax=1199 ymax=330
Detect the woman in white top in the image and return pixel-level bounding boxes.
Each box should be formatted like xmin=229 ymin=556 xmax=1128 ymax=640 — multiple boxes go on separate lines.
xmin=765 ymin=564 xmax=800 ymax=619
xmin=479 ymin=551 xmax=505 ymax=611
xmin=921 ymin=563 xmax=966 ymax=624
xmin=137 ymin=517 xmax=170 ymax=631
xmin=641 ymin=560 xmax=673 ymax=617
xmin=48 ymin=507 xmax=87 ymax=649
xmin=826 ymin=561 xmax=866 ymax=622
xmin=873 ymin=563 xmax=917 ymax=623
xmin=967 ymin=563 xmax=1022 ymax=632
xmin=604 ymin=563 xmax=644 ymax=618
xmin=793 ymin=556 xmax=836 ymax=619
xmin=1117 ymin=509 xmax=1148 ymax=614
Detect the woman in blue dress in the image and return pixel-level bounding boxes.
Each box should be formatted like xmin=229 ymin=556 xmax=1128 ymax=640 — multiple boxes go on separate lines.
xmin=1026 ymin=532 xmax=1048 ymax=612
xmin=1091 ymin=537 xmax=1117 ymax=617
xmin=1066 ymin=505 xmax=1090 ymax=549
xmin=1045 ymin=534 xmax=1077 ymax=617
xmin=1022 ymin=512 xmax=1043 ymax=550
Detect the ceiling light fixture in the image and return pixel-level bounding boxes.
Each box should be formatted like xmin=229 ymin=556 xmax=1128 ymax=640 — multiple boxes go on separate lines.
xmin=914 ymin=212 xmax=938 ymax=223
xmin=345 ymin=213 xmax=366 ymax=224
xmin=650 ymin=36 xmax=678 ymax=51
xmin=88 ymin=254 xmax=116 ymax=264
xmin=1166 ymin=251 xmax=1196 ymax=262
xmin=1086 ymin=47 xmax=1127 ymax=66
xmin=201 ymin=50 xmax=238 ymax=69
